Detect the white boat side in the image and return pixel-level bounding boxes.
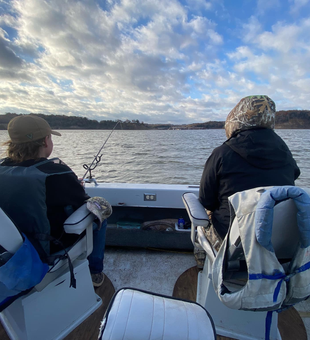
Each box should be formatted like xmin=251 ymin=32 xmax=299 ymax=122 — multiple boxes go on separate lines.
xmin=85 ymin=182 xmax=199 ymax=208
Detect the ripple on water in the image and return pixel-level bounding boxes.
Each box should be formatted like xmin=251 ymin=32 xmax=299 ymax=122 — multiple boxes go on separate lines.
xmin=0 ymin=129 xmax=309 ymax=186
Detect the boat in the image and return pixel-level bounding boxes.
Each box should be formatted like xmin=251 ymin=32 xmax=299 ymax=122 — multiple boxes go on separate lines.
xmin=0 ymin=181 xmax=309 ymax=339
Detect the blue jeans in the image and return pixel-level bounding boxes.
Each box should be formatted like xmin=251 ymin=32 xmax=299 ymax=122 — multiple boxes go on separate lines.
xmin=88 ymin=219 xmax=107 ymax=274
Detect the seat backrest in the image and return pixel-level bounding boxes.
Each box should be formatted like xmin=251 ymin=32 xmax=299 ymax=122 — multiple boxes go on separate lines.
xmin=213 ymin=186 xmax=310 ymax=311
xmin=227 ymin=198 xmax=299 ymax=263
xmin=34 ymin=204 xmax=95 ymax=291
xmin=0 ymin=208 xmax=23 ymax=254
xmin=271 ymin=198 xmax=299 ymax=259
xmin=0 ymin=204 xmax=94 ymax=296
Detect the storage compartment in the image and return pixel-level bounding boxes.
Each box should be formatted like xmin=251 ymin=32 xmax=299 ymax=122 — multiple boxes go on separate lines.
xmin=106 ymin=206 xmax=193 ymax=251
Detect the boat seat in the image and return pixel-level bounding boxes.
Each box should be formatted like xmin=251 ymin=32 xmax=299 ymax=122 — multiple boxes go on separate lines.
xmin=223 ymin=197 xmax=300 ymax=288
xmin=0 ymin=204 xmax=102 ymax=340
xmin=182 ymin=187 xmax=310 ymax=340
xmin=98 ymin=288 xmax=216 ymax=340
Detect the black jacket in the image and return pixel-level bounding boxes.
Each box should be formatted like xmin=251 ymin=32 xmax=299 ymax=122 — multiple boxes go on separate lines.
xmin=199 ymin=128 xmax=300 ymax=239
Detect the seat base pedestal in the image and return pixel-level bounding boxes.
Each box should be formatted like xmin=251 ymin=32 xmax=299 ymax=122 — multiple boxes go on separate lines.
xmin=197 ymin=261 xmax=281 ymax=340
xmin=0 ymin=260 xmax=102 ymax=340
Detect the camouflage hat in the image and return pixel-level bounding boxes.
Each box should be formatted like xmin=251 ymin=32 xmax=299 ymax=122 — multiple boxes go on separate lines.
xmin=86 ymin=196 xmax=112 ymax=224
xmin=225 ymin=95 xmax=276 ymax=139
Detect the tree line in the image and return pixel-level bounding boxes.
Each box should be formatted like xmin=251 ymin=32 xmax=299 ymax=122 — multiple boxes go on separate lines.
xmin=0 ymin=110 xmax=309 ymax=130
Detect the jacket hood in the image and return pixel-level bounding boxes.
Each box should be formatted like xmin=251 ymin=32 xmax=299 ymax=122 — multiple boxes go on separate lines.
xmin=225 ymin=129 xmax=293 ymax=169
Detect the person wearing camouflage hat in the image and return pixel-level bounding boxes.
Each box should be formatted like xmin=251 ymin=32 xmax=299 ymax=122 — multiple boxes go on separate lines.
xmin=199 ymin=95 xmax=300 ymax=246
xmin=224 ymin=95 xmax=276 ymax=139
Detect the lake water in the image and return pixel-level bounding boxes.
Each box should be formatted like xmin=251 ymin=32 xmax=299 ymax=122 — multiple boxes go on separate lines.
xmin=0 ymin=129 xmax=309 ymax=187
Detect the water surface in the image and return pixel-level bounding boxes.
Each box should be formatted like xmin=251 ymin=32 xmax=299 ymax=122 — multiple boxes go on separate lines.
xmin=0 ymin=129 xmax=309 ymax=187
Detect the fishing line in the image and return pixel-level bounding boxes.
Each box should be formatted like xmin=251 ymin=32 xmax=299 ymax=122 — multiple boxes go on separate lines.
xmin=82 ymin=120 xmax=121 ymax=180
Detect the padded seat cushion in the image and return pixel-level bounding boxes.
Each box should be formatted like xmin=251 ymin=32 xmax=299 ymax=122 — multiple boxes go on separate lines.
xmin=99 ymin=288 xmax=216 ymax=340
xmin=63 ymin=204 xmax=94 ymax=234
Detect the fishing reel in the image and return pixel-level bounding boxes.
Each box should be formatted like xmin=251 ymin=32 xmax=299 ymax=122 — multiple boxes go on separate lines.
xmin=83 ymin=177 xmax=98 ymax=186
xmin=83 ymin=155 xmax=102 ymax=178
xmin=82 ymin=155 xmax=101 ymax=186
xmin=81 ymin=120 xmax=121 ymax=185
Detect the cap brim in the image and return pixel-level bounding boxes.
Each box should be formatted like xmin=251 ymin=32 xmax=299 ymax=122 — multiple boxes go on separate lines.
xmin=51 ymin=130 xmax=61 ymax=136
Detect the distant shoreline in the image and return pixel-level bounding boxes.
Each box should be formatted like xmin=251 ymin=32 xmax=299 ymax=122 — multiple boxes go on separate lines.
xmin=1 ymin=110 xmax=310 ymax=130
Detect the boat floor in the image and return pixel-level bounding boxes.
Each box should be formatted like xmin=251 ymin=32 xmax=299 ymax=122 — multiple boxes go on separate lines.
xmin=0 ymin=247 xmax=308 ymax=339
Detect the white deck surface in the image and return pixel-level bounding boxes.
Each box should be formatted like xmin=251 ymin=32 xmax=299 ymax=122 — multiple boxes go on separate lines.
xmin=103 ymin=247 xmax=196 ymax=296
xmin=104 ymin=247 xmax=310 ymax=339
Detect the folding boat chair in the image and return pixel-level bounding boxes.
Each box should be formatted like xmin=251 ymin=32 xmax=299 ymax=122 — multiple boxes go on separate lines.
xmin=0 ymin=204 xmax=102 ymax=340
xmin=182 ymin=186 xmax=310 ymax=340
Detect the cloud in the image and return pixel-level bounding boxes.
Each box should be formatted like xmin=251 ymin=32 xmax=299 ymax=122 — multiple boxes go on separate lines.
xmin=256 ymin=0 xmax=281 ymax=15
xmin=0 ymin=0 xmax=309 ymax=123
xmin=0 ymin=14 xmax=17 ymax=27
xmin=241 ymin=16 xmax=262 ymax=43
xmin=0 ymin=29 xmax=23 ymax=69
xmin=226 ymin=14 xmax=310 ymax=110
xmin=289 ymin=0 xmax=309 ymax=14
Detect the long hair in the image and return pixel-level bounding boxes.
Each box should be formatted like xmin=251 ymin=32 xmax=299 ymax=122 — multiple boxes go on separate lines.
xmin=3 ymin=137 xmax=45 ymax=163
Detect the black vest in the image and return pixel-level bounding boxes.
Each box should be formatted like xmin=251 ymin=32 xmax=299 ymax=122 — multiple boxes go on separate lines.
xmin=0 ymin=158 xmax=72 ymax=257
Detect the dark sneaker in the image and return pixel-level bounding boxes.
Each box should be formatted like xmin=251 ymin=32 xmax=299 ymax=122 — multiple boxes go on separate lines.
xmin=194 ymin=248 xmax=206 ymax=269
xmin=91 ymin=272 xmax=105 ymax=287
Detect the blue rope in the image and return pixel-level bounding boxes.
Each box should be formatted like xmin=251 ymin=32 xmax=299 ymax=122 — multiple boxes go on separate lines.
xmin=249 ymin=261 xmax=310 ymax=303
xmin=249 ymin=272 xmax=285 ymax=281
xmin=249 ymin=261 xmax=310 ymax=340
xmin=265 ymin=311 xmax=273 ymax=340
xmin=291 ymin=260 xmax=310 ymax=275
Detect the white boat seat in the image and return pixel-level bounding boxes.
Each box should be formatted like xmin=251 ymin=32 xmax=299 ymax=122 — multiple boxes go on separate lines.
xmin=182 ymin=186 xmax=310 ymax=340
xmin=227 ymin=196 xmax=299 ymax=260
xmin=99 ymin=288 xmax=216 ymax=340
xmin=0 ymin=208 xmax=24 ymax=275
xmin=35 ymin=203 xmax=95 ymax=290
xmin=0 ymin=203 xmax=94 ymax=274
xmin=224 ymin=197 xmax=300 ymax=286
xmin=0 ymin=209 xmax=23 ymax=254
xmin=183 ymin=190 xmax=302 ymax=284
xmin=0 ymin=204 xmax=102 ymax=340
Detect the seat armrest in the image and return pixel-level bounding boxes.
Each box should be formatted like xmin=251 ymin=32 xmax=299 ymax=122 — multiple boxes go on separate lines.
xmin=36 ymin=204 xmax=95 ymax=291
xmin=182 ymin=193 xmax=210 ymax=245
xmin=197 ymin=226 xmax=216 ymax=262
xmin=63 ymin=204 xmax=95 ymax=234
xmin=182 ymin=193 xmax=210 ymax=226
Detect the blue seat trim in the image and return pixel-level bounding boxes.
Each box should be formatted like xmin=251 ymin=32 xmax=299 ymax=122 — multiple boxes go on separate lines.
xmin=255 ymin=186 xmax=310 ymax=251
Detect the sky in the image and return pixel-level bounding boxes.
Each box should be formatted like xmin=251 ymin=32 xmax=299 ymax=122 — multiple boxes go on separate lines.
xmin=0 ymin=0 xmax=309 ymax=124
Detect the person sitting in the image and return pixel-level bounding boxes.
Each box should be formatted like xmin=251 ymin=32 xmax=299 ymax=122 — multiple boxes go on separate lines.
xmin=199 ymin=95 xmax=300 ymax=251
xmin=0 ymin=115 xmax=107 ymax=287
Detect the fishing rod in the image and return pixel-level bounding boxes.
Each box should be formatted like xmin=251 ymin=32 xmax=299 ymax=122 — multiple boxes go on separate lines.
xmin=82 ymin=120 xmax=121 ymax=181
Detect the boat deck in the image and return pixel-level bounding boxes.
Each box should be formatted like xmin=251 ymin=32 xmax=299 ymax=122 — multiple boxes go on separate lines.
xmin=0 ymin=247 xmax=308 ymax=339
